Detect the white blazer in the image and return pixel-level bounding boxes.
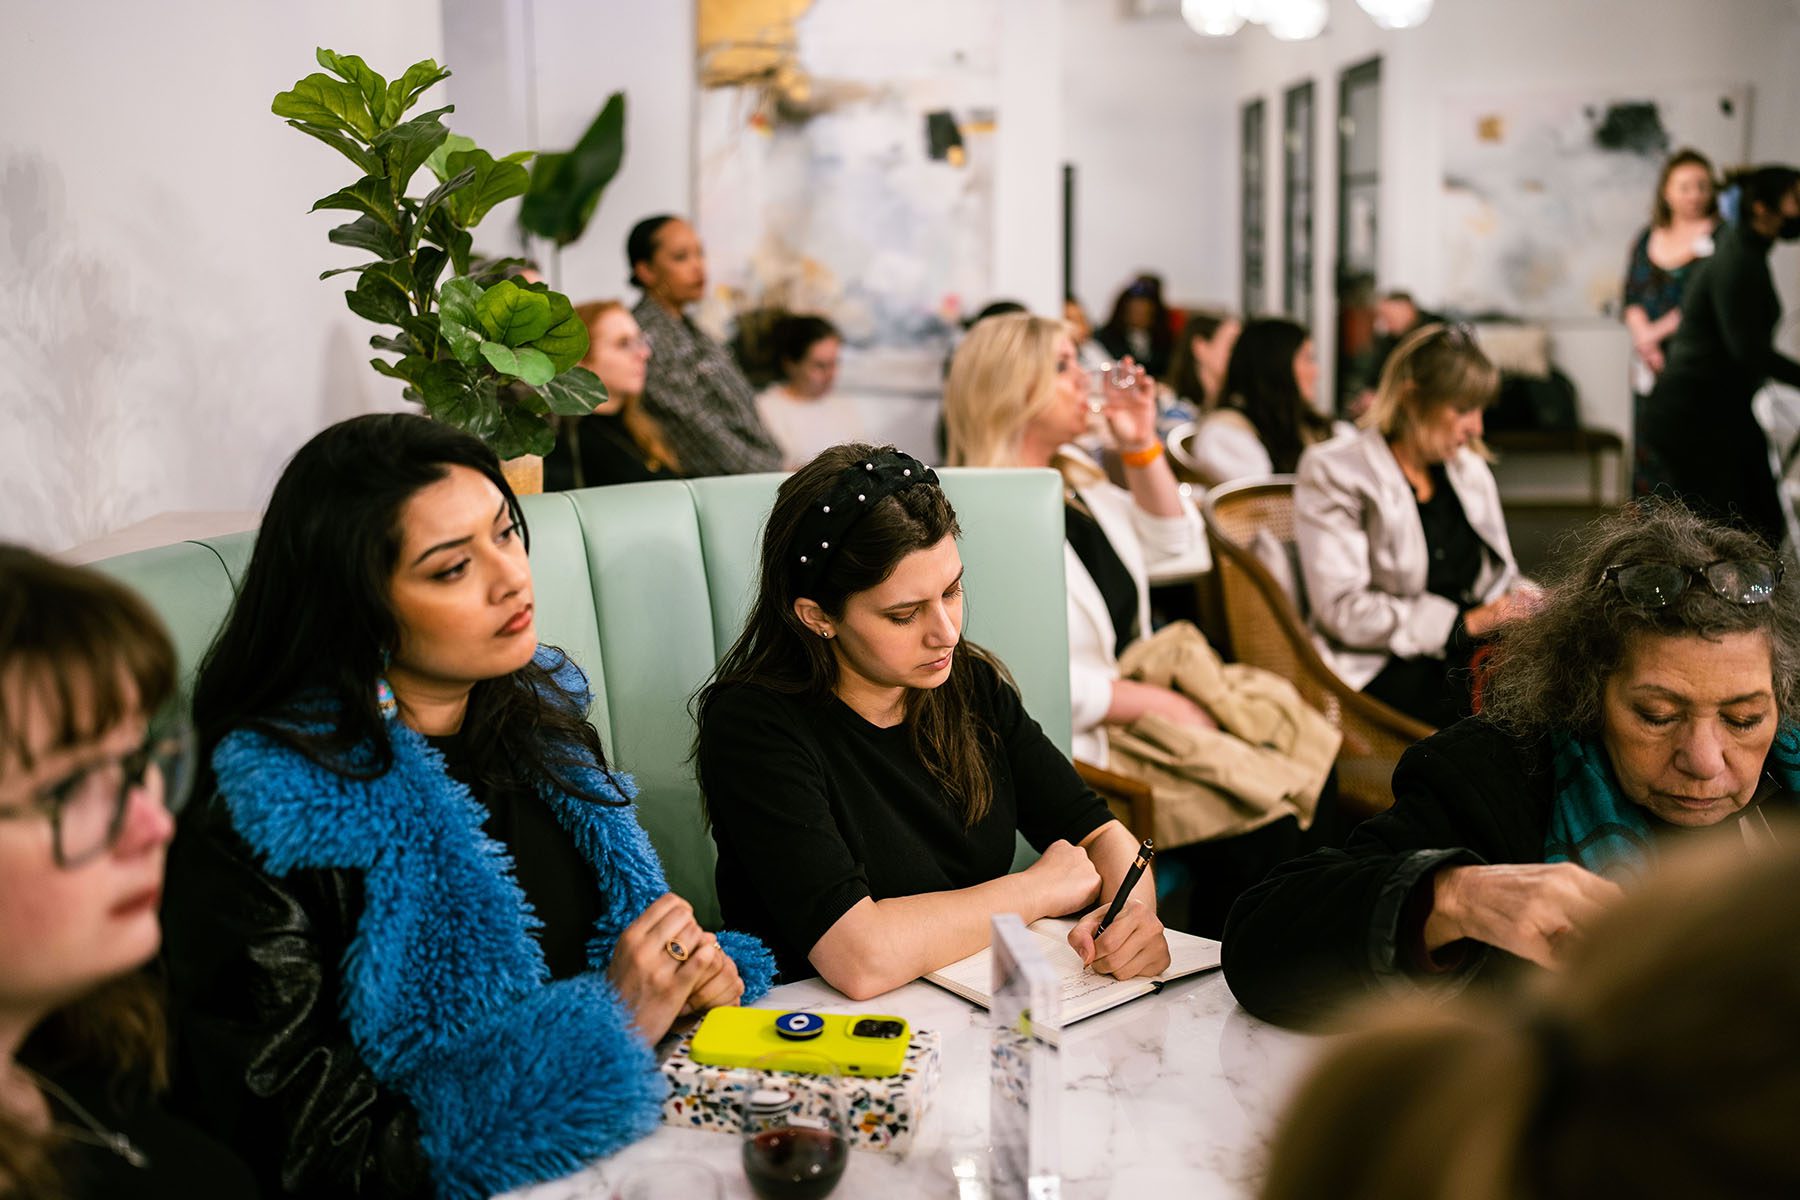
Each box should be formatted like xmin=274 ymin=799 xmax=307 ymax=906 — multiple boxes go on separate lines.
xmin=1294 ymin=427 xmax=1520 ymax=691
xmin=1062 ymin=451 xmax=1206 ymax=766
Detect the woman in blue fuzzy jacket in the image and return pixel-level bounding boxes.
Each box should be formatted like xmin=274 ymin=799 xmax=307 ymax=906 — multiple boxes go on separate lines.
xmin=159 ymin=414 xmax=773 ymax=1200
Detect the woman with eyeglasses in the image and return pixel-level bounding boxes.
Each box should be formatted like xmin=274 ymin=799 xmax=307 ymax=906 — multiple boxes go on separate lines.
xmin=1295 ymin=323 xmax=1537 ymax=730
xmin=0 ymin=547 xmax=256 ymax=1198
xmin=159 ymin=414 xmax=772 ymax=1199
xmin=543 ymin=299 xmax=683 ymax=490
xmin=1223 ymin=501 xmax=1800 ymax=1029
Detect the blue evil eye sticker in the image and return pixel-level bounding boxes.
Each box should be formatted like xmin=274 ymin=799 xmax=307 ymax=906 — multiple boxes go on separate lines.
xmin=774 ymin=1011 xmax=825 ymax=1041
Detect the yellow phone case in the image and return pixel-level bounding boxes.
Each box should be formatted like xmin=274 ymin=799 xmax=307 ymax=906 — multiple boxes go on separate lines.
xmin=688 ymin=1007 xmax=911 ymax=1077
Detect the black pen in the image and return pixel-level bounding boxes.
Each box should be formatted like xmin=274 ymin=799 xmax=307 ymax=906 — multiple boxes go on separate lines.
xmin=1093 ymin=838 xmax=1155 ymax=939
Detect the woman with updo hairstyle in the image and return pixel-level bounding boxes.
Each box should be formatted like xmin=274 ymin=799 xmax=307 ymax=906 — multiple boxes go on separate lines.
xmin=1259 ymin=840 xmax=1800 ymax=1200
xmin=696 ymin=443 xmax=1170 ymax=998
xmin=162 ymin=413 xmax=771 ymax=1198
xmin=1188 ymin=317 xmax=1334 ymax=484
xmin=1226 ymin=500 xmax=1800 ymax=1029
xmin=543 ymin=299 xmax=682 ymax=489
xmin=754 ymin=313 xmax=867 ymax=470
xmin=1296 ymin=322 xmax=1533 ymax=729
xmin=0 ymin=547 xmax=255 ymax=1198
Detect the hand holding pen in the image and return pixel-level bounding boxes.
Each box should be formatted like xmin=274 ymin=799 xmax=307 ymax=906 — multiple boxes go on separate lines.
xmin=1067 ymin=838 xmax=1170 ymax=981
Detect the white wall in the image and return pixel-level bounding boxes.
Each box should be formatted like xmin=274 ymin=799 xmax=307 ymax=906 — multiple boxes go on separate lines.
xmin=1229 ymin=0 xmax=1800 ymax=475
xmin=1062 ymin=0 xmax=1239 ymax=319
xmin=1 ymin=1 xmax=443 ymax=552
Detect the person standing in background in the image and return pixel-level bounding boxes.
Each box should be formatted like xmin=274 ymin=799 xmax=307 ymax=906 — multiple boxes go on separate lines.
xmin=1622 ymin=149 xmax=1720 ymax=497
xmin=628 ymin=215 xmax=782 ymax=477
xmin=1642 ymin=165 xmax=1800 ymax=551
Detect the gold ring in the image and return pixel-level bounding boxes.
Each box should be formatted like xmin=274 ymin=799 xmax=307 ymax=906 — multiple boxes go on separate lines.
xmin=666 ymin=939 xmax=690 ymax=962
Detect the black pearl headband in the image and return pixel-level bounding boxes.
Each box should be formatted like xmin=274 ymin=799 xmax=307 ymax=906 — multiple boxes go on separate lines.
xmin=792 ymin=449 xmax=940 ymax=590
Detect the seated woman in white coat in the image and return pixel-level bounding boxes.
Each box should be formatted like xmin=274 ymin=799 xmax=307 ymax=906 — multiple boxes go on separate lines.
xmin=1189 ymin=318 xmax=1347 ymax=487
xmin=1296 ymin=324 xmax=1540 ymax=729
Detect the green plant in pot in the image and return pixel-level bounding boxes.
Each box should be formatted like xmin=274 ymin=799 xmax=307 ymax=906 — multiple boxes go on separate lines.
xmin=273 ymin=48 xmax=607 ymax=487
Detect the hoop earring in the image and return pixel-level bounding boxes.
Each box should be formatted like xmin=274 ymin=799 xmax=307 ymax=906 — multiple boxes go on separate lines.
xmin=376 ymin=648 xmax=398 ymax=720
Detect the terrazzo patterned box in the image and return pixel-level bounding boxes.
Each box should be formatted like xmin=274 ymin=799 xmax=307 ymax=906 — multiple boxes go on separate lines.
xmin=660 ymin=1026 xmax=942 ymax=1153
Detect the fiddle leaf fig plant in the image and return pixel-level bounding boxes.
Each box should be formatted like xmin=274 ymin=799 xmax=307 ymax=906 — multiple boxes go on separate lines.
xmin=274 ymin=48 xmax=606 ymax=460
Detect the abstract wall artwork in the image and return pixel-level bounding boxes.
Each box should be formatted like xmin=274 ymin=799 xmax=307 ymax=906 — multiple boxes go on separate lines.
xmin=1441 ymin=86 xmax=1750 ymax=319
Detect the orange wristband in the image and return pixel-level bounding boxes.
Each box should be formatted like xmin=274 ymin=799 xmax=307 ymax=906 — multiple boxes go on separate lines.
xmin=1121 ymin=441 xmax=1164 ymax=469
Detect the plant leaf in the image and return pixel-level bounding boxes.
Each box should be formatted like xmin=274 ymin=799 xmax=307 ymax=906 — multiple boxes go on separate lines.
xmin=435 ymin=277 xmax=485 ymax=365
xmin=273 ymin=72 xmax=376 ymax=140
xmin=480 ymin=342 xmax=556 ymax=387
xmin=370 ymin=354 xmax=432 ymax=384
xmin=425 ymin=133 xmax=478 ymax=182
xmin=475 ymin=280 xmax=554 ymax=345
xmin=417 ymin=166 xmax=476 ymax=238
xmin=488 ymin=404 xmax=558 ymax=460
xmin=418 ymin=361 xmax=501 ymax=438
xmin=285 ymin=120 xmax=383 ymax=175
xmin=315 ymin=49 xmax=388 ymax=121
xmin=443 ymin=149 xmax=532 ymax=228
xmin=370 ymin=332 xmax=417 ymax=354
xmin=383 ymin=59 xmax=451 ymax=128
xmin=400 ymin=314 xmax=444 ymax=357
xmin=424 ymin=207 xmax=474 ymax=277
xmin=327 ymin=213 xmax=406 ymax=260
xmin=526 ymin=292 xmax=589 ymax=373
xmin=412 ymin=245 xmax=450 ymax=303
xmin=371 ymin=105 xmax=453 ymax=195
xmin=309 ymin=174 xmax=398 ymax=230
xmin=518 ymin=91 xmax=626 ymax=245
xmin=319 ymin=262 xmax=380 ymax=280
xmin=501 ymin=150 xmax=536 ymax=165
xmin=536 ymin=366 xmax=608 ymax=416
xmin=345 ymin=270 xmax=411 ymax=326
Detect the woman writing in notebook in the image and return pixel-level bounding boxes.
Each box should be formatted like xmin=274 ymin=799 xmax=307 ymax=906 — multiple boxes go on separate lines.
xmin=696 ymin=444 xmax=1168 ymax=999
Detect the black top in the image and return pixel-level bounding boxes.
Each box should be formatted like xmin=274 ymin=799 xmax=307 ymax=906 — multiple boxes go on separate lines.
xmin=1660 ymin=220 xmax=1800 ymax=399
xmin=699 ymin=656 xmax=1114 ymax=980
xmin=543 ymin=410 xmax=678 ymax=491
xmin=1415 ymin=463 xmax=1483 ymax=608
xmin=427 ymin=733 xmax=603 ymax=980
xmin=1064 ymin=500 xmax=1139 ymax=658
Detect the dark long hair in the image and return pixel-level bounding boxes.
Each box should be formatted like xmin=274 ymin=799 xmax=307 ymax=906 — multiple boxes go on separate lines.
xmin=1098 ymin=276 xmax=1171 ymax=364
xmin=1164 ymin=310 xmax=1232 ymax=408
xmin=695 ymin=443 xmax=1006 ymax=827
xmin=191 ymin=413 xmax=620 ymax=805
xmin=1730 ymin=164 xmax=1800 ymax=228
xmin=1222 ymin=317 xmax=1328 ymax=473
xmin=0 ymin=547 xmax=176 ymax=1199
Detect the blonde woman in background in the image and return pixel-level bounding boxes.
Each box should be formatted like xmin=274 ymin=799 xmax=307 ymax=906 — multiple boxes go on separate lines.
xmin=543 ymin=300 xmax=683 ymax=490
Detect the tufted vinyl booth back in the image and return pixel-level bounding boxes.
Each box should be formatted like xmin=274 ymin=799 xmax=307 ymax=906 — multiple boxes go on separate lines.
xmin=91 ymin=469 xmax=1073 ymax=928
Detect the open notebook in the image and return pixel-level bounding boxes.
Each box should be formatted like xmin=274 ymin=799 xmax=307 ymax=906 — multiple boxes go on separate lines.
xmin=924 ymin=917 xmax=1222 ymax=1040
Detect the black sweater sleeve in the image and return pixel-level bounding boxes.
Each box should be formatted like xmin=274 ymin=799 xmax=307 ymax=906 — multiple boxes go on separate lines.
xmin=1220 ymin=721 xmax=1552 ymax=1029
xmin=978 ymin=658 xmax=1114 ymax=852
xmin=1714 ymin=237 xmax=1800 ymax=388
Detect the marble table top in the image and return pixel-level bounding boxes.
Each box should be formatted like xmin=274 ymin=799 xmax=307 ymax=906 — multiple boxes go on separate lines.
xmin=507 ymin=970 xmax=1318 ymax=1200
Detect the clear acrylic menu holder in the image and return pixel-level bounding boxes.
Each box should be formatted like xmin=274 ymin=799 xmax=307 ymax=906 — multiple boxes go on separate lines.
xmin=986 ymin=913 xmax=1061 ymax=1200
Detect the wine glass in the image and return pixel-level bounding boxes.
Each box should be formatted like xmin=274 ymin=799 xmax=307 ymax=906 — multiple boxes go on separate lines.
xmin=740 ymin=1052 xmax=850 ymax=1200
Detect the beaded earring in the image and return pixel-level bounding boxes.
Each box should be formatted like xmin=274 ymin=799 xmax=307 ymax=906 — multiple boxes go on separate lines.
xmin=376 ymin=648 xmax=398 ymax=719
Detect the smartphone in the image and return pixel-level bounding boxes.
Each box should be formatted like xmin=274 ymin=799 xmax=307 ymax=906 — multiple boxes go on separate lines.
xmin=688 ymin=1007 xmax=911 ymax=1077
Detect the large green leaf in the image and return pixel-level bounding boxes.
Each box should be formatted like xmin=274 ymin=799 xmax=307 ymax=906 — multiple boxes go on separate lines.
xmin=372 ymin=105 xmax=453 ymax=194
xmin=345 ymin=270 xmax=411 ymax=326
xmin=369 ymin=332 xmax=417 ymax=354
xmin=400 ymin=314 xmax=443 ymax=357
xmin=370 ymin=354 xmax=431 ymax=385
xmin=480 ymin=342 xmax=556 ymax=387
xmin=315 ymin=49 xmax=387 ymax=121
xmin=488 ymin=403 xmax=558 ymax=461
xmin=442 ymin=149 xmax=531 ymax=228
xmin=421 ymin=166 xmax=476 ymax=212
xmin=536 ymin=366 xmax=608 ymax=416
xmin=309 ymin=175 xmax=398 ymax=230
xmin=382 ymin=59 xmax=450 ymax=129
xmin=425 ymin=133 xmax=478 ymax=182
xmin=318 ymin=262 xmax=379 ymax=280
xmin=527 ymin=293 xmax=589 ymax=373
xmin=519 ymin=91 xmax=626 ymax=245
xmin=285 ymin=120 xmax=383 ymax=175
xmin=424 ymin=207 xmax=474 ymax=277
xmin=412 ymin=245 xmax=450 ymax=302
xmin=273 ymin=73 xmax=376 ymax=141
xmin=418 ymin=361 xmax=500 ymax=438
xmin=475 ymin=280 xmax=554 ymax=345
xmin=327 ymin=213 xmax=405 ymax=260
xmin=435 ymin=276 xmax=484 ymax=363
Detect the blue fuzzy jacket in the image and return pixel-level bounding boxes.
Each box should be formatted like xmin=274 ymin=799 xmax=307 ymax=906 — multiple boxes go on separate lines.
xmin=161 ymin=649 xmax=773 ymax=1200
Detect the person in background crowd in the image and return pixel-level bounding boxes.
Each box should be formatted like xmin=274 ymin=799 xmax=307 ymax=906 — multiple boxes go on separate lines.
xmin=1097 ymin=275 xmax=1174 ymax=380
xmin=1296 ymin=324 xmax=1534 ymax=730
xmin=628 ymin=215 xmax=782 ymax=477
xmin=0 ymin=547 xmax=257 ymax=1199
xmin=1367 ymin=290 xmax=1444 ymax=388
xmin=1258 ymin=839 xmax=1800 ymax=1200
xmin=1227 ymin=501 xmax=1797 ymax=1029
xmin=1163 ymin=310 xmax=1242 ymax=416
xmin=1622 ymin=149 xmax=1720 ymax=497
xmin=1063 ymin=296 xmax=1111 ymax=371
xmin=696 ymin=445 xmax=1168 ymax=995
xmin=162 ymin=414 xmax=771 ymax=1199
xmin=755 ymin=315 xmax=866 ymax=471
xmin=1642 ymin=164 xmax=1800 ymax=551
xmin=1189 ymin=317 xmax=1337 ymax=485
xmin=543 ymin=300 xmax=682 ymax=490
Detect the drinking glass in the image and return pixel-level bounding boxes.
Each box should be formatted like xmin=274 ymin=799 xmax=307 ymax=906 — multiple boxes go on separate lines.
xmin=739 ymin=1053 xmax=850 ymax=1200
xmin=1090 ymin=360 xmax=1140 ymax=412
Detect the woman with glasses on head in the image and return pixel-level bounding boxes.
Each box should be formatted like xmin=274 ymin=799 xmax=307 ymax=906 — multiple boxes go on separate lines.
xmin=1224 ymin=501 xmax=1800 ymax=1029
xmin=160 ymin=414 xmax=772 ymax=1199
xmin=0 ymin=547 xmax=255 ymax=1198
xmin=543 ymin=300 xmax=683 ymax=490
xmin=1295 ymin=323 xmax=1537 ymax=730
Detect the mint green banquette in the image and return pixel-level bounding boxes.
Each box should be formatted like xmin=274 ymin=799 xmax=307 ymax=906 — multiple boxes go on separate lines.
xmin=91 ymin=469 xmax=1073 ymax=928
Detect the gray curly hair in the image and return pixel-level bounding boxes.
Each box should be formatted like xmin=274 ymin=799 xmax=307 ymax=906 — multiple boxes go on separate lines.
xmin=1481 ymin=500 xmax=1800 ymax=739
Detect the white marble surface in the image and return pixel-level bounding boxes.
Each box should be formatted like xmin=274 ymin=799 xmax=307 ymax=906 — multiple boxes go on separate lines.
xmin=507 ymin=972 xmax=1318 ymax=1200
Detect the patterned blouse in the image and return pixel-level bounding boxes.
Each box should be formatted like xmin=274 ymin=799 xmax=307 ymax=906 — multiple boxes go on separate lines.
xmin=1621 ymin=224 xmax=1716 ymax=324
xmin=633 ymin=296 xmax=782 ymax=477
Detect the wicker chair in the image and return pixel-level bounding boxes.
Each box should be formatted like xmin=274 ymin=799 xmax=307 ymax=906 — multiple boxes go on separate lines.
xmin=1201 ymin=476 xmax=1434 ymax=818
